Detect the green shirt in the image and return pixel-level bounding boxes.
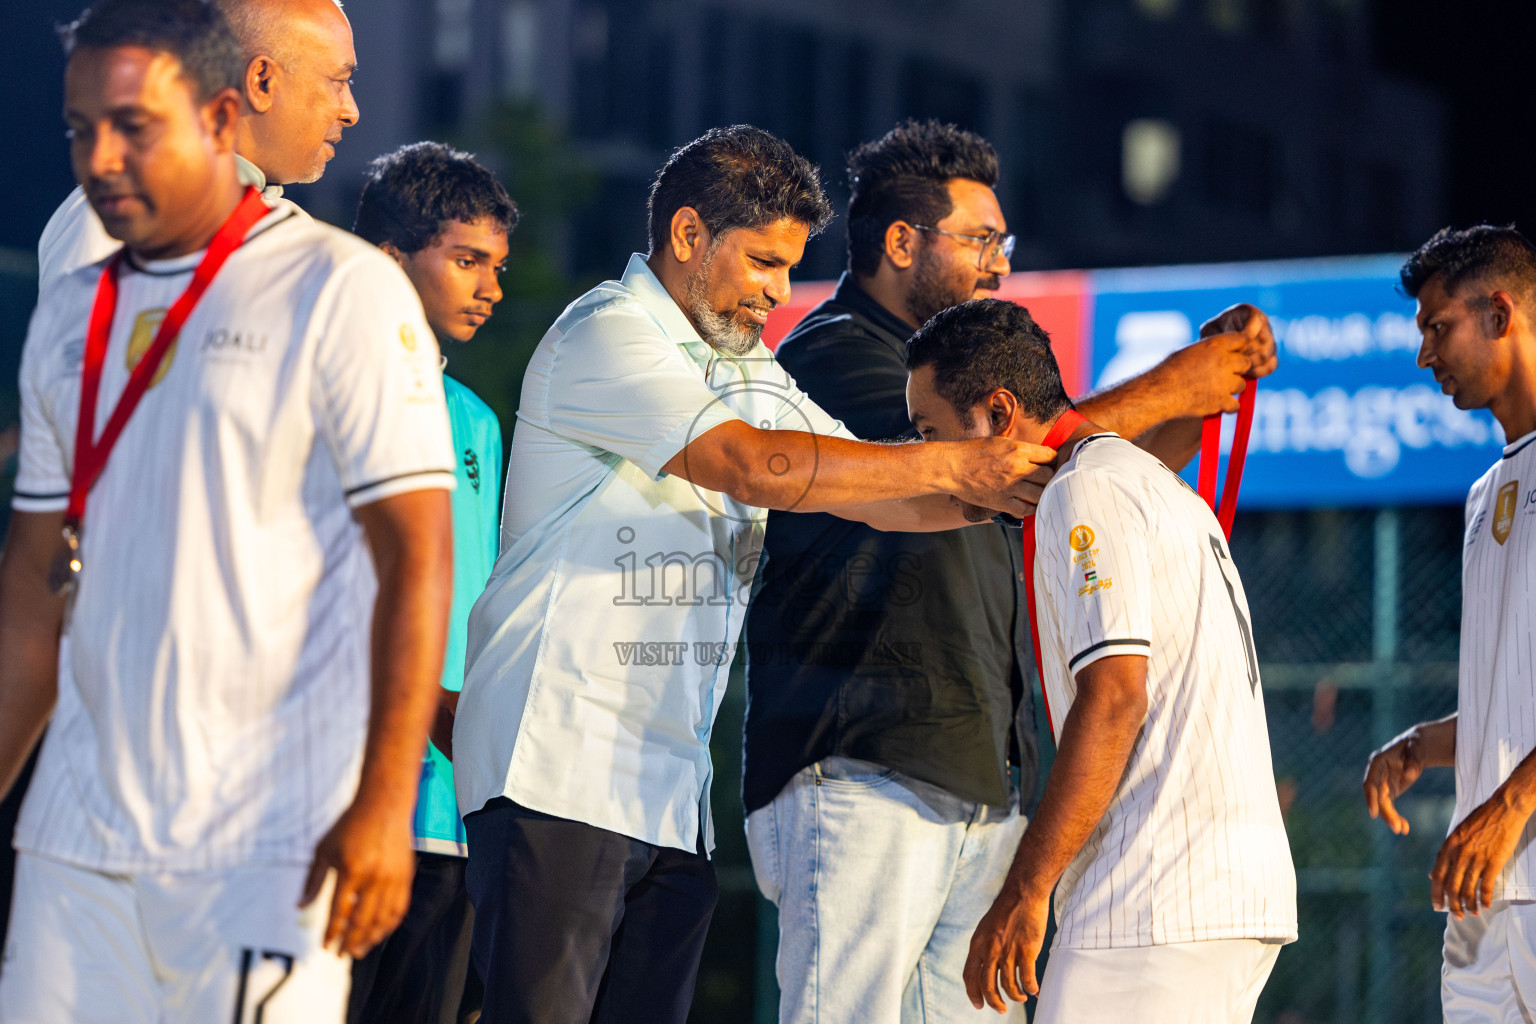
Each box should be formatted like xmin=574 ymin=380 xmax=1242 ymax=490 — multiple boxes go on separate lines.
xmin=413 ymin=373 xmax=502 ymax=855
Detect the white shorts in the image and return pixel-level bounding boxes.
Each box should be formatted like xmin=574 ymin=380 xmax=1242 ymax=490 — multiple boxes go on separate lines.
xmin=1032 ymin=938 xmax=1282 ymax=1024
xmin=0 ymin=852 xmax=350 ymax=1024
xmin=1442 ymin=899 xmax=1536 ymax=1022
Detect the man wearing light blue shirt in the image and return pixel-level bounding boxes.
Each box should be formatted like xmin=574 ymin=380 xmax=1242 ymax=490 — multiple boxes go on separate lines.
xmin=454 ymin=125 xmax=1058 ymax=1024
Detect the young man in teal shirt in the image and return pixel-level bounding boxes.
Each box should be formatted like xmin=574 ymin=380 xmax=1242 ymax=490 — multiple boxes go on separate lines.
xmin=350 ymin=141 xmax=516 ymax=1024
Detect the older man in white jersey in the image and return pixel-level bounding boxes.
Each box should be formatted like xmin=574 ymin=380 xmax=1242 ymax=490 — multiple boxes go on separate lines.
xmin=0 ymin=2 xmax=454 ymax=1022
xmin=906 ymin=298 xmax=1297 ymax=1022
xmin=36 ymin=0 xmax=359 ymax=282
xmin=1365 ymin=224 xmax=1536 ymax=1021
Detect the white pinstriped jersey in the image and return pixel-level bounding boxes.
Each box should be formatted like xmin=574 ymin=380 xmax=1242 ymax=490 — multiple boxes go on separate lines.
xmin=12 ymin=199 xmax=457 ymax=872
xmin=1455 ymin=429 xmax=1536 ymax=900
xmin=1033 ymin=433 xmax=1297 ymax=949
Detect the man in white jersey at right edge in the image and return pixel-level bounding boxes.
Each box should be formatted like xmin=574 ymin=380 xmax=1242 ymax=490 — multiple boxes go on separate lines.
xmin=0 ymin=1 xmax=455 ymax=1021
xmin=905 ymin=298 xmax=1297 ymax=1021
xmin=37 ymin=0 xmax=360 ymax=284
xmin=1364 ymin=225 xmax=1536 ymax=1021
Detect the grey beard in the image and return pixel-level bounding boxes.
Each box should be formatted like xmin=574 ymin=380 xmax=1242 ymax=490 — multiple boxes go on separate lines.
xmin=691 ymin=303 xmax=762 ymax=356
xmin=684 ymin=251 xmax=763 ymax=357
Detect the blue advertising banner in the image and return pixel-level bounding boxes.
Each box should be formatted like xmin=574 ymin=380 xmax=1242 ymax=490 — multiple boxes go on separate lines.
xmin=1087 ymin=256 xmax=1505 ymax=508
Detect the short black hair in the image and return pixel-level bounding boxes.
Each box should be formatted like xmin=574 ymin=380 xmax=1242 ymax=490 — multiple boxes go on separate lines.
xmin=1400 ymin=224 xmax=1536 ymax=302
xmin=647 ymin=125 xmax=833 ymax=255
xmin=905 ymin=298 xmax=1071 ymax=426
xmin=846 ymin=120 xmax=999 ymax=276
xmin=353 ymin=142 xmax=519 ymax=254
xmin=60 ymin=0 xmax=243 ymax=102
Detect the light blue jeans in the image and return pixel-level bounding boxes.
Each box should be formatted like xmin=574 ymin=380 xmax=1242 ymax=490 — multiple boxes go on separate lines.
xmin=745 ymin=756 xmax=1029 ymax=1024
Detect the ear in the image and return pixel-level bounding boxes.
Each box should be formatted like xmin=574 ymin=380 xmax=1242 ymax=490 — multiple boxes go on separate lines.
xmin=1488 ymin=291 xmax=1516 ymax=338
xmin=204 ymin=88 xmax=242 ymax=152
xmin=986 ymin=388 xmax=1018 ymax=435
xmin=883 ymin=220 xmax=918 ymax=272
xmin=379 ymin=241 xmax=406 ymax=267
xmin=243 ymin=55 xmax=279 ymax=114
xmin=668 ymin=206 xmax=708 ymax=265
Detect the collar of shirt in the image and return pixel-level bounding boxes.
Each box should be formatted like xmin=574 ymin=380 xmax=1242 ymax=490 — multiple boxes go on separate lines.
xmin=621 ymin=253 xmax=704 ymax=347
xmin=1504 ymin=427 xmax=1536 ymax=459
xmin=829 ymin=271 xmax=920 ymax=352
xmin=235 ymin=153 xmax=284 ymax=200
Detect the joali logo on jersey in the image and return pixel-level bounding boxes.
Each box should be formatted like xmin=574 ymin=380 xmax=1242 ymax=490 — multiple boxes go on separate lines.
xmin=1494 ymin=480 xmax=1519 ymax=545
xmin=1069 ymin=525 xmax=1095 ymax=551
xmin=201 ymin=326 xmax=268 ymax=354
xmin=399 ymin=323 xmax=418 ymax=352
xmin=126 ymin=308 xmax=175 ymax=388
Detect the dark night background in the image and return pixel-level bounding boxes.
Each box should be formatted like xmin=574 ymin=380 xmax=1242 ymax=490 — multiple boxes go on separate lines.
xmin=3 ymin=0 xmax=1536 ymax=260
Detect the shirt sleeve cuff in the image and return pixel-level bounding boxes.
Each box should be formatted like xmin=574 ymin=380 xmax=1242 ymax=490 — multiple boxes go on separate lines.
xmin=11 ymin=491 xmax=69 ymax=513
xmin=1068 ymin=638 xmax=1152 ymax=674
xmin=639 ymin=406 xmax=742 ymax=480
xmin=345 ymin=468 xmax=457 ymax=509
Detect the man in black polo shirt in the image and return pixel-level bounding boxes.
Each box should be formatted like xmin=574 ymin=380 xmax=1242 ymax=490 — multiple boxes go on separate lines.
xmin=742 ymin=120 xmax=1276 ymax=1023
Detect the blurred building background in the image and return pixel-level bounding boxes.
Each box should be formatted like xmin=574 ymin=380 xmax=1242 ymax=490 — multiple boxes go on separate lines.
xmin=2 ymin=0 xmax=1534 ymax=1021
xmin=303 ymin=0 xmax=1445 ymax=275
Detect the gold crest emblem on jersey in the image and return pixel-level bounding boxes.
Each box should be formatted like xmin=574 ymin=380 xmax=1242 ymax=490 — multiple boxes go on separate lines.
xmin=1069 ymin=525 xmax=1095 ymax=552
xmin=399 ymin=323 xmax=417 ymax=351
xmin=125 ymin=308 xmax=176 ymax=388
xmin=1494 ymin=480 xmax=1519 ymax=545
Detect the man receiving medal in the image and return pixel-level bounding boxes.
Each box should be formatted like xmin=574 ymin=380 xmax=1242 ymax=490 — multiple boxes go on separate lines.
xmin=0 ymin=1 xmax=458 ymax=1021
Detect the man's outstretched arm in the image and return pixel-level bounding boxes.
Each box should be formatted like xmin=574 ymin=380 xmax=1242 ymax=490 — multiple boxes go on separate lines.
xmin=301 ymin=488 xmax=453 ymax=959
xmin=0 ymin=510 xmax=67 ymax=802
xmin=662 ymin=421 xmax=1055 ymax=530
xmin=963 ymin=654 xmax=1149 ymax=1012
xmin=1079 ymin=304 xmax=1278 ymax=471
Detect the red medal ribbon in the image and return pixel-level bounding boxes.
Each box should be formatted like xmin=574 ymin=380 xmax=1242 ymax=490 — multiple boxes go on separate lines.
xmin=65 ymin=187 xmax=268 ymax=529
xmin=1021 ymin=408 xmax=1085 ymax=742
xmin=1197 ymin=378 xmax=1258 ymax=541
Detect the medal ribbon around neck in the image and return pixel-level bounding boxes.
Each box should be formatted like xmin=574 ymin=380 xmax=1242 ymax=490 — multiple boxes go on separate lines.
xmin=1197 ymin=378 xmax=1257 ymax=541
xmin=66 ymin=186 xmax=268 ymax=531
xmin=1020 ymin=407 xmax=1086 ymax=740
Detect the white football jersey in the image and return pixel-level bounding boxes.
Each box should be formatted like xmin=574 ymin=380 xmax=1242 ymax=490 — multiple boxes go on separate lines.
xmin=1033 ymin=432 xmax=1297 ymax=949
xmin=1455 ymin=429 xmax=1536 ymax=900
xmin=12 ymin=198 xmax=457 ymax=873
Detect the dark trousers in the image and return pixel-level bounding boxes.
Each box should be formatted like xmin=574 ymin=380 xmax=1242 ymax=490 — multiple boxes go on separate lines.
xmin=463 ymin=798 xmax=717 ymax=1024
xmin=349 ymin=852 xmax=481 ymax=1024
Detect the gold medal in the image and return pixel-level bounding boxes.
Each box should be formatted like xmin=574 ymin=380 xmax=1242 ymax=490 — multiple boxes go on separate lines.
xmin=47 ymin=523 xmax=81 ymax=633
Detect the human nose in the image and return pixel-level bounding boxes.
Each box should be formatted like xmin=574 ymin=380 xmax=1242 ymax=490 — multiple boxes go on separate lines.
xmin=481 ymin=266 xmax=503 ymax=305
xmin=84 ymin=124 xmax=126 ymax=181
xmin=1416 ymin=334 xmax=1435 ymax=370
xmin=765 ymin=268 xmax=790 ymax=309
xmin=984 ymin=235 xmax=1013 ymax=276
xmin=339 ymin=82 xmax=360 ymax=127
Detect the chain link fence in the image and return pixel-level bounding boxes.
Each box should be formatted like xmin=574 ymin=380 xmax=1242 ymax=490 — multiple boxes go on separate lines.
xmin=1238 ymin=505 xmax=1463 ymax=1024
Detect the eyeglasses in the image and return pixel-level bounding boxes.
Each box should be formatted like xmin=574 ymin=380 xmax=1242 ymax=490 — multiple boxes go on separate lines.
xmin=910 ymin=225 xmax=1016 ymax=270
